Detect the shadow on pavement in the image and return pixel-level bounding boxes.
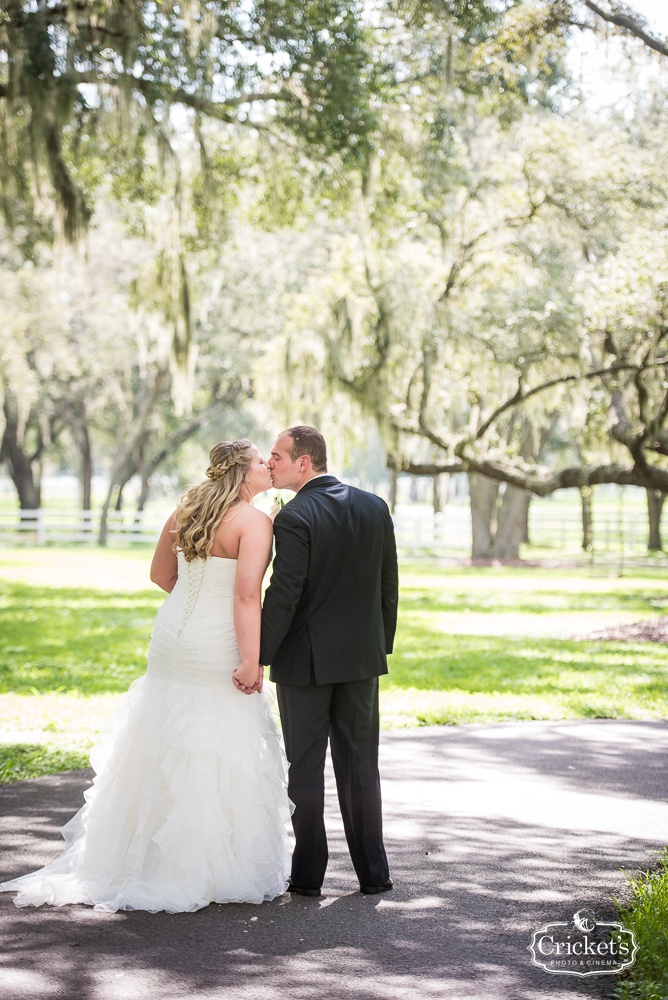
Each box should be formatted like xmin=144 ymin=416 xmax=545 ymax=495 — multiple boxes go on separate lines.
xmin=382 ymin=719 xmax=668 ymax=803
xmin=2 ymin=721 xmax=666 ymax=1000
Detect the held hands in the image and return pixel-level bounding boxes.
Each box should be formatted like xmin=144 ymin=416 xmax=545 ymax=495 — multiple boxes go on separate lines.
xmin=232 ymin=662 xmax=264 ymax=695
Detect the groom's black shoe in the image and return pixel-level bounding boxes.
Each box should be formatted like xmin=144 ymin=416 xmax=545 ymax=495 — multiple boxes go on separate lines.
xmin=287 ymin=884 xmax=322 ymax=897
xmin=360 ymin=879 xmax=393 ymax=895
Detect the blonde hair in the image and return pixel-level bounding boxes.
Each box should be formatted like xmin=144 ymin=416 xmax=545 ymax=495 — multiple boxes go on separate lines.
xmin=174 ymin=439 xmax=253 ymax=562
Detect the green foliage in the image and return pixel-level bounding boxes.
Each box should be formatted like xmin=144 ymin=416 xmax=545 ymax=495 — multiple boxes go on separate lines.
xmin=283 ymin=51 xmax=668 ymax=493
xmin=0 ymin=0 xmax=382 ymax=245
xmin=614 ymin=852 xmax=668 ymax=1000
xmin=0 ymin=743 xmax=91 ymax=785
xmin=389 ymin=622 xmax=668 ymax=717
xmin=0 ymin=561 xmax=667 ymax=779
xmin=274 ymin=1 xmax=382 ymax=164
xmin=399 ymin=583 xmax=667 ymax=615
xmin=383 ymin=566 xmax=668 ymax=725
xmin=0 ymin=581 xmax=159 ymax=695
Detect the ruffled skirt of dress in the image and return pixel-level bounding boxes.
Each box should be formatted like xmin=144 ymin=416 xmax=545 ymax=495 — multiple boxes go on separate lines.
xmin=1 ymin=674 xmax=293 ymax=912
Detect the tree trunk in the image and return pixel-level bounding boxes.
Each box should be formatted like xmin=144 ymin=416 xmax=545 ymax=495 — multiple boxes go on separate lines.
xmin=137 ymin=450 xmax=150 ymax=512
xmin=580 ymin=486 xmax=593 ymax=551
xmin=469 ymin=472 xmax=498 ymax=558
xmin=134 ymin=445 xmax=151 ymax=534
xmin=99 ymin=369 xmax=168 ymax=545
xmin=389 ymin=470 xmax=398 ymax=513
xmin=0 ymin=405 xmax=41 ymax=510
xmin=522 ymin=495 xmax=531 ymax=545
xmin=76 ymin=419 xmax=91 ymax=508
xmin=77 ymin=419 xmax=93 ymax=532
xmin=81 ymin=434 xmax=92 ymax=510
xmin=134 ymin=393 xmax=238 ymax=516
xmin=647 ymin=488 xmax=666 ymax=551
xmin=433 ymin=473 xmax=448 ymax=513
xmin=9 ymin=461 xmax=41 ymax=510
xmin=491 ymin=484 xmax=530 ymax=560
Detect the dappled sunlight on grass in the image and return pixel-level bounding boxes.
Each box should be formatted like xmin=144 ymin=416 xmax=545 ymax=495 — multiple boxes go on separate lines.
xmin=400 ymin=563 xmax=668 ymax=587
xmin=387 ymin=563 xmax=668 ymax=726
xmin=0 ymin=691 xmax=121 ymax=746
xmin=0 ymin=691 xmax=122 ymax=782
xmin=399 ymin=580 xmax=668 ymax=615
xmin=0 ymin=743 xmax=92 ymax=783
xmin=0 ymin=559 xmax=667 ymax=779
xmin=379 ymin=688 xmax=564 ymax=728
xmin=0 ymin=581 xmax=161 ymax=695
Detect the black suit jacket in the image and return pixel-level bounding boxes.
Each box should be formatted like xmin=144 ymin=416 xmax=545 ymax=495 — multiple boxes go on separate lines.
xmin=259 ymin=476 xmax=399 ymax=686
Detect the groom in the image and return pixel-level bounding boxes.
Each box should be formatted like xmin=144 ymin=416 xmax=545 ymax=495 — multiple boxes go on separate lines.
xmin=260 ymin=425 xmax=398 ymax=897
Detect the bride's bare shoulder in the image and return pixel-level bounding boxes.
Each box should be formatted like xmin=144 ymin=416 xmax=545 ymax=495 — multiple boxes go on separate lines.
xmin=242 ymin=506 xmax=273 ymax=529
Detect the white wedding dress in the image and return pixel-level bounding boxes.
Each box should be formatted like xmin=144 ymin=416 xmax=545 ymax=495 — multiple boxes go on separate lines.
xmin=1 ymin=554 xmax=293 ymax=912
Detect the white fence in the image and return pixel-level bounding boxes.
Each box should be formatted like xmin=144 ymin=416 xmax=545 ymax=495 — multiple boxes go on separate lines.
xmin=392 ymin=506 xmax=471 ymax=551
xmin=526 ymin=510 xmax=646 ymax=552
xmin=393 ymin=505 xmax=648 ymax=553
xmin=0 ymin=504 xmax=651 ymax=553
xmin=0 ymin=509 xmax=166 ymax=545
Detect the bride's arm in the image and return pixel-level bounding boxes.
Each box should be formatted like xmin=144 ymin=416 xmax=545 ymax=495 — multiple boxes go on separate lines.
xmin=151 ymin=514 xmax=179 ymax=594
xmin=232 ymin=509 xmax=274 ymax=694
xmin=150 ymin=514 xmax=178 ymax=592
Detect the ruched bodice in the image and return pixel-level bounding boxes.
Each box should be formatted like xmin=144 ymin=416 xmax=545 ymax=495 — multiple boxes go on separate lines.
xmin=2 ymin=551 xmax=293 ymax=913
xmin=147 ymin=554 xmax=241 ymax=690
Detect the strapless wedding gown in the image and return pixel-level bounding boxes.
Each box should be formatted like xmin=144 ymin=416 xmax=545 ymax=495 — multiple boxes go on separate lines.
xmin=1 ymin=554 xmax=292 ymax=912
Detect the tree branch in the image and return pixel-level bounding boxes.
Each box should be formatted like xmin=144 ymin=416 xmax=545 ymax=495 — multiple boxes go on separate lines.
xmin=396 ymin=453 xmax=668 ymax=496
xmin=145 ymin=381 xmax=242 ymax=476
xmin=583 ymin=0 xmax=668 ymax=58
xmin=387 ymin=455 xmax=465 ymax=475
xmin=475 ymin=359 xmax=668 ymax=442
xmin=170 ymin=87 xmax=287 ymax=117
xmin=99 ymin=369 xmax=169 ymax=545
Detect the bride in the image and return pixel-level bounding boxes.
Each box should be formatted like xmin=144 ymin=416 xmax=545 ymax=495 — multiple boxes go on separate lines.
xmin=1 ymin=439 xmax=292 ymax=912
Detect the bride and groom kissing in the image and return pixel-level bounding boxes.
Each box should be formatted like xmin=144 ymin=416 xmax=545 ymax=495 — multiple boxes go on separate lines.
xmin=2 ymin=425 xmax=399 ymax=911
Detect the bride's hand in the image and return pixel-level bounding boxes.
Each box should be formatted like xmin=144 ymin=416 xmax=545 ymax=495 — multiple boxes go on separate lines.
xmin=233 ymin=661 xmax=260 ymax=695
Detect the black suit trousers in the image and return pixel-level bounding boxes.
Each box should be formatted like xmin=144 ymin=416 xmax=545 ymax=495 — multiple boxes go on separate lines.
xmin=276 ymin=676 xmax=389 ymax=890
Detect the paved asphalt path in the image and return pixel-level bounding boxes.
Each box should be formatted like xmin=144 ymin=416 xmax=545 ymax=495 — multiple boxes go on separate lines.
xmin=1 ymin=719 xmax=667 ymax=1000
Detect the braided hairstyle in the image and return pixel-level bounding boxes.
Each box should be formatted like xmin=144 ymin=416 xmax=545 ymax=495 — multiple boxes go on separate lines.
xmin=174 ymin=439 xmax=253 ymax=561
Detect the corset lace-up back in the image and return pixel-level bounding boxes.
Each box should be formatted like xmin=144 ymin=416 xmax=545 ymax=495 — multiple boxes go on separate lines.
xmin=177 ymin=556 xmax=206 ymax=636
xmin=147 ymin=553 xmax=240 ymax=690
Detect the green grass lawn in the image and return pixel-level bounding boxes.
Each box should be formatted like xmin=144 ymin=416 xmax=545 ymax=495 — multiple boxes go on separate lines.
xmin=382 ymin=564 xmax=668 ymax=727
xmin=0 ymin=583 xmax=161 ymax=695
xmin=0 ymin=554 xmax=667 ymax=781
xmin=614 ymin=853 xmax=668 ymax=1000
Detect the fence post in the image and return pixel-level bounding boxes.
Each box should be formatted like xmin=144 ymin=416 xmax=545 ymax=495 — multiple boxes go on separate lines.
xmin=36 ymin=508 xmax=46 ymax=546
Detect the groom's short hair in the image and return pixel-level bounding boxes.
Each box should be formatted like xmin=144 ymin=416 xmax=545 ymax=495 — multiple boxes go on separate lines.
xmin=285 ymin=425 xmax=327 ymax=472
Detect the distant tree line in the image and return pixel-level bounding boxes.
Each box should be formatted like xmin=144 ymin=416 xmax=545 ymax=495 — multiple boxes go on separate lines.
xmin=1 ymin=0 xmax=667 ymax=553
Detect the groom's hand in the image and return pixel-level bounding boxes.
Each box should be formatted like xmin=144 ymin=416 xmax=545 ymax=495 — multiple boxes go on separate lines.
xmin=233 ymin=661 xmax=260 ymax=695
xmin=250 ymin=665 xmax=264 ymax=694
xmin=232 ymin=663 xmax=264 ymax=695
